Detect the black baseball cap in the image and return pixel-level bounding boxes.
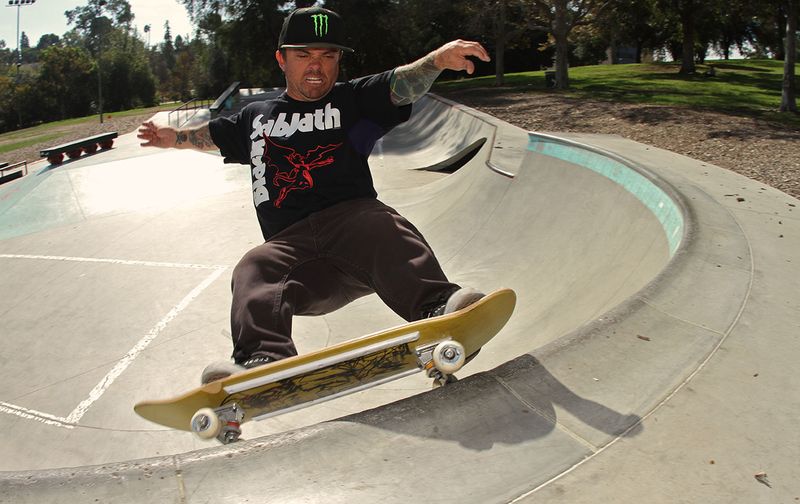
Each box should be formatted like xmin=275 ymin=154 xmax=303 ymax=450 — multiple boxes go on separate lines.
xmin=278 ymin=7 xmax=354 ymax=53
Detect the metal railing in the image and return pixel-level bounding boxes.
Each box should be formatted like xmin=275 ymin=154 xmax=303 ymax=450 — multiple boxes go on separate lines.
xmin=168 ymin=98 xmax=212 ymax=127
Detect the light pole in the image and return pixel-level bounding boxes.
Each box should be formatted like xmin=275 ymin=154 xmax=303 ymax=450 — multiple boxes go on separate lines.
xmin=5 ymin=0 xmax=36 ymax=77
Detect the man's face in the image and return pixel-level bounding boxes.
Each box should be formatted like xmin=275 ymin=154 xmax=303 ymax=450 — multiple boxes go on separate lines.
xmin=276 ymin=48 xmax=341 ymax=102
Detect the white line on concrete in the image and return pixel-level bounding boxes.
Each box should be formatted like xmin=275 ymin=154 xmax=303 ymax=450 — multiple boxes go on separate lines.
xmin=0 ymin=401 xmax=74 ymax=429
xmin=65 ymin=267 xmax=227 ymax=424
xmin=0 ymin=254 xmax=225 ymax=270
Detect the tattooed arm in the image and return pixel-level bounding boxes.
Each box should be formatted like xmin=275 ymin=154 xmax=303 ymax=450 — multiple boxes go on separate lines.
xmin=137 ymin=121 xmax=217 ymax=151
xmin=390 ymin=40 xmax=491 ymax=106
xmin=390 ymin=52 xmax=442 ymax=106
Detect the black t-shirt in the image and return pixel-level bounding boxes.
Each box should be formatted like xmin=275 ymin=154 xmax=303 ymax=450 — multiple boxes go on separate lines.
xmin=209 ymin=70 xmax=411 ymax=239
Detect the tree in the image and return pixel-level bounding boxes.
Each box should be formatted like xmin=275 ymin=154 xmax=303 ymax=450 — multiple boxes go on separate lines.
xmin=458 ymin=0 xmax=546 ymax=85
xmin=162 ymin=21 xmax=176 ymax=69
xmin=36 ymin=34 xmax=61 ymax=50
xmin=65 ymin=0 xmax=135 ymax=36
xmin=179 ymin=0 xmax=291 ymax=86
xmin=780 ymin=0 xmax=797 ymax=112
xmin=713 ymin=0 xmax=756 ymax=59
xmin=669 ymin=0 xmax=698 ymax=73
xmin=64 ymin=0 xmax=156 ymax=113
xmin=18 ymin=31 xmax=35 ymax=64
xmin=38 ymin=46 xmax=95 ymax=119
xmin=531 ymin=0 xmax=610 ymax=89
xmin=594 ymin=0 xmax=661 ymax=63
xmin=0 ymin=67 xmax=45 ymax=131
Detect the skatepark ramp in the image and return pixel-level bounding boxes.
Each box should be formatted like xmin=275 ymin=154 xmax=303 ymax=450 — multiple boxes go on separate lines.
xmin=2 ymin=93 xmax=798 ymax=503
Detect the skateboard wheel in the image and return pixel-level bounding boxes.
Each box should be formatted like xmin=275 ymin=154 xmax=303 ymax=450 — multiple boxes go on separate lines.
xmin=432 ymin=341 xmax=466 ymax=374
xmin=191 ymin=407 xmax=222 ymax=440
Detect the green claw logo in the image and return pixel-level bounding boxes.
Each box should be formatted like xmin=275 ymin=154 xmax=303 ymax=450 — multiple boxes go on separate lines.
xmin=311 ymin=14 xmax=328 ymax=37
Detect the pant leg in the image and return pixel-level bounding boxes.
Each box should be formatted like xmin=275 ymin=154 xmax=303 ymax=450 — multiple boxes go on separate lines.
xmin=230 ymin=198 xmax=457 ymax=363
xmin=229 ymin=228 xmax=308 ymax=363
xmin=229 ymin=216 xmax=374 ymax=363
xmin=312 ymin=198 xmax=459 ymax=322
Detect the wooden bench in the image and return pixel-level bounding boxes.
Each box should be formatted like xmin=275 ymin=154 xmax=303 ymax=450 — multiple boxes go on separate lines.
xmin=39 ymin=132 xmax=118 ymax=166
xmin=0 ymin=160 xmax=28 ymax=184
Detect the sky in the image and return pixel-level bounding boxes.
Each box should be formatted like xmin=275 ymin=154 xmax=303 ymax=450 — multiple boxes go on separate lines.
xmin=1 ymin=0 xmax=195 ymax=49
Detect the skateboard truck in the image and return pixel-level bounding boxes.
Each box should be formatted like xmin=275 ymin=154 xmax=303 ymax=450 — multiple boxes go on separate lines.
xmin=190 ymin=403 xmax=245 ymax=444
xmin=416 ymin=340 xmax=466 ymax=387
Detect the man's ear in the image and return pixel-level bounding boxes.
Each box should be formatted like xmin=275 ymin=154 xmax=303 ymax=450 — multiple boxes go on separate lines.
xmin=275 ymin=49 xmax=285 ymax=71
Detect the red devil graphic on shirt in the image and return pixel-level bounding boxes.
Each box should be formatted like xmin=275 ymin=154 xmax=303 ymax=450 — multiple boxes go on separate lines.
xmin=263 ymin=136 xmax=343 ymax=208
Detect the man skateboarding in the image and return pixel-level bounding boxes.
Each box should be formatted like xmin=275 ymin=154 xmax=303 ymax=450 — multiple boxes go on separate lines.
xmin=137 ymin=6 xmax=492 ymax=384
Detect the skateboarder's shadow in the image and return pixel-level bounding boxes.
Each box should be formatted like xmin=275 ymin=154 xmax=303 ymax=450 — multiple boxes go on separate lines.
xmin=345 ymin=354 xmax=643 ymax=452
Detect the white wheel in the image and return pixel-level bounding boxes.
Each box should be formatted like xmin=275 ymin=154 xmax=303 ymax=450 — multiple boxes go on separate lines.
xmin=432 ymin=340 xmax=466 ymax=374
xmin=191 ymin=407 xmax=222 ymax=440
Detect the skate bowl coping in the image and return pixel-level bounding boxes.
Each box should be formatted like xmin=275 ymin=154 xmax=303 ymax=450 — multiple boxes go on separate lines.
xmin=527 ymin=132 xmax=684 ymax=256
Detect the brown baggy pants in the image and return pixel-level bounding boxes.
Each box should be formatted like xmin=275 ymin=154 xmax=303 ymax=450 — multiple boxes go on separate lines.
xmin=229 ymin=198 xmax=459 ymax=363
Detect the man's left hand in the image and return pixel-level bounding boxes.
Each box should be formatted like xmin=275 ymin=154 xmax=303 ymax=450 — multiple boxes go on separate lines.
xmin=433 ymin=40 xmax=491 ymax=74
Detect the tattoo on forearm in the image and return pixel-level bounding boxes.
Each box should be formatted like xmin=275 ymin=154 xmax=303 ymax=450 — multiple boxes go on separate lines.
xmin=175 ymin=125 xmax=215 ymax=150
xmin=390 ymin=52 xmax=443 ymax=106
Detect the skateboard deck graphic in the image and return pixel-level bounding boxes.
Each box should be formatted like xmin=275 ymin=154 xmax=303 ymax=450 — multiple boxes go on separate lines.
xmin=134 ymin=288 xmax=516 ymax=441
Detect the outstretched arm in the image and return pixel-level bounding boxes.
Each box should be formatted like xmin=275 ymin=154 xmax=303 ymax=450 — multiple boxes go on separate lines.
xmin=390 ymin=40 xmax=490 ymax=106
xmin=137 ymin=121 xmax=217 ymax=151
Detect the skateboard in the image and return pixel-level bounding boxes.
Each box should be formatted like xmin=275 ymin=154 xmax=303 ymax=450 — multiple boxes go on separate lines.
xmin=134 ymin=288 xmax=516 ymax=444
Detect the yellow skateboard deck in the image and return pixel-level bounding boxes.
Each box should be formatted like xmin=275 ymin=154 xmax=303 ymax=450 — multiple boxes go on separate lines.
xmin=134 ymin=288 xmax=516 ymax=442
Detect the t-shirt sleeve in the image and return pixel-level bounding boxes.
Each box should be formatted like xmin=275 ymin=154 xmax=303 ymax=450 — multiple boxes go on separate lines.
xmin=351 ymin=70 xmax=412 ymax=130
xmin=208 ymin=107 xmax=251 ymax=165
xmin=346 ymin=71 xmax=412 ymax=155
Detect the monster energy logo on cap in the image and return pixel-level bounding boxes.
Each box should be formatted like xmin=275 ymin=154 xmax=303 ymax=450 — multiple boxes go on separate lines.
xmin=278 ymin=6 xmax=354 ymax=53
xmin=312 ymin=13 xmax=328 ymax=37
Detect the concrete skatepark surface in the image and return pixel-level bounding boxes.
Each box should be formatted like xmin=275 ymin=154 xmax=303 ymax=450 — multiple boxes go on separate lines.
xmin=0 ymin=94 xmax=798 ymax=502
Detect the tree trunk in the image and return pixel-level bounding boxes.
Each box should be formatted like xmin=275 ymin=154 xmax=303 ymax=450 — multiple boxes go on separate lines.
xmin=495 ymin=0 xmax=506 ymax=86
xmin=555 ymin=35 xmax=570 ymax=88
xmin=607 ymin=38 xmax=618 ymax=64
xmin=554 ymin=0 xmax=570 ymax=89
xmin=780 ymin=0 xmax=797 ymax=112
xmin=679 ymin=0 xmax=696 ymax=74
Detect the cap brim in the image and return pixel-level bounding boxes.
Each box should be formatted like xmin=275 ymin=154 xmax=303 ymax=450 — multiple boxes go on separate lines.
xmin=280 ymin=43 xmax=354 ymax=53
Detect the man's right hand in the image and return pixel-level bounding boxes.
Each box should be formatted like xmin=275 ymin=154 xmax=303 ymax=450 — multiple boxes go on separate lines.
xmin=138 ymin=121 xmax=177 ymax=149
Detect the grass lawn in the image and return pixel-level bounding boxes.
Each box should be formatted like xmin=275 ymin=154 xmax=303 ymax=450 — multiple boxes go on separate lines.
xmin=436 ymin=59 xmax=799 ymax=127
xmin=0 ymin=103 xmax=179 ymax=154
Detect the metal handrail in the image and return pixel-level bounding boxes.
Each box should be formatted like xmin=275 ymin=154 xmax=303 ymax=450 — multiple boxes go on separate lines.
xmin=168 ymin=98 xmax=212 ymax=127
